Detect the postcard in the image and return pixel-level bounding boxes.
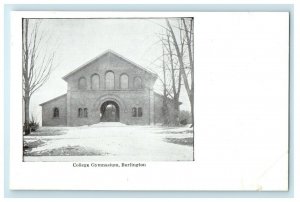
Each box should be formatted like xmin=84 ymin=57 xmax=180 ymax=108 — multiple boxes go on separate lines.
xmin=9 ymin=11 xmax=289 ymax=191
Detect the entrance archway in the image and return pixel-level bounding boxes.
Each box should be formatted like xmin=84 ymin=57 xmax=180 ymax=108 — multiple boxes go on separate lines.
xmin=100 ymin=101 xmax=120 ymax=122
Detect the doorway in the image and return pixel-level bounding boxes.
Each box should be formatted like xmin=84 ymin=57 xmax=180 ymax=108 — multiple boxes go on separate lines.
xmin=100 ymin=101 xmax=120 ymax=122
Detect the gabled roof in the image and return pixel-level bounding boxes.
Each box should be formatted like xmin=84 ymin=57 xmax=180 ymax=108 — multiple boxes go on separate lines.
xmin=62 ymin=49 xmax=158 ymax=81
xmin=39 ymin=94 xmax=67 ymax=106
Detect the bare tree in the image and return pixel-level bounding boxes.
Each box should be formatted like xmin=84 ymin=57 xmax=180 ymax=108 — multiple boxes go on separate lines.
xmin=154 ymin=30 xmax=183 ymax=125
xmin=165 ymin=32 xmax=182 ymax=125
xmin=182 ymin=18 xmax=194 ymax=125
xmin=23 ymin=19 xmax=55 ymax=135
xmin=161 ymin=46 xmax=169 ymax=125
xmin=165 ymin=18 xmax=194 ymax=126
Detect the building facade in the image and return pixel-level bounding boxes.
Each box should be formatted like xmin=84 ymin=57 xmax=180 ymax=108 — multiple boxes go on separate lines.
xmin=40 ymin=50 xmax=177 ymax=126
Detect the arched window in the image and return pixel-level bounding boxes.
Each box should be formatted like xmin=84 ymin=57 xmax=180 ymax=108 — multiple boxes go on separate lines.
xmin=120 ymin=74 xmax=129 ymax=89
xmin=78 ymin=108 xmax=83 ymax=117
xmin=91 ymin=74 xmax=100 ymax=90
xmin=78 ymin=77 xmax=87 ymax=90
xmin=53 ymin=107 xmax=59 ymax=118
xmin=105 ymin=71 xmax=114 ymax=89
xmin=132 ymin=107 xmax=137 ymax=117
xmin=138 ymin=107 xmax=143 ymax=117
xmin=134 ymin=77 xmax=142 ymax=89
xmin=84 ymin=108 xmax=88 ymax=117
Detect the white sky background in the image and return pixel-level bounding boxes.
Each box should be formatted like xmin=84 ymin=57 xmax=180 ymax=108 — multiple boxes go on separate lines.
xmin=28 ymin=18 xmax=191 ymax=122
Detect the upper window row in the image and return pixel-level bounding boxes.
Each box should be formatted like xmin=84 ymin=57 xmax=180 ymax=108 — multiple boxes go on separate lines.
xmin=78 ymin=72 xmax=143 ymax=90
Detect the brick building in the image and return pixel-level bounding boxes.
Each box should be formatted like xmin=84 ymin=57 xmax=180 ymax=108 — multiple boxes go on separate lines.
xmin=40 ymin=50 xmax=177 ymax=126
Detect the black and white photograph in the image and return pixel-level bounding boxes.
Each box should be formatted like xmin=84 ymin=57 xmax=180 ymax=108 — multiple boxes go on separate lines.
xmin=22 ymin=17 xmax=194 ymax=162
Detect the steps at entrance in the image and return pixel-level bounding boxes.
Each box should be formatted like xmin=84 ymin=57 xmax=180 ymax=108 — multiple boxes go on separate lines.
xmin=90 ymin=122 xmax=127 ymax=127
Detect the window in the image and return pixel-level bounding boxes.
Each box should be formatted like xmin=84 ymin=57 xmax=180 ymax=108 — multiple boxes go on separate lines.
xmin=84 ymin=108 xmax=88 ymax=117
xmin=78 ymin=77 xmax=87 ymax=90
xmin=120 ymin=74 xmax=129 ymax=89
xmin=132 ymin=107 xmax=142 ymax=117
xmin=132 ymin=107 xmax=137 ymax=117
xmin=53 ymin=107 xmax=59 ymax=118
xmin=134 ymin=77 xmax=142 ymax=89
xmin=78 ymin=108 xmax=83 ymax=117
xmin=78 ymin=108 xmax=88 ymax=118
xmin=138 ymin=107 xmax=143 ymax=117
xmin=91 ymin=74 xmax=100 ymax=90
xmin=105 ymin=71 xmax=114 ymax=89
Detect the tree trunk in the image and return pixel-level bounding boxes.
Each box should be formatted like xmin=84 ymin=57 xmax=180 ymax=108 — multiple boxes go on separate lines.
xmin=182 ymin=18 xmax=194 ymax=127
xmin=189 ymin=94 xmax=194 ymax=127
xmin=173 ymin=96 xmax=180 ymax=125
xmin=24 ymin=93 xmax=30 ymax=135
xmin=162 ymin=99 xmax=169 ymax=125
xmin=162 ymin=47 xmax=169 ymax=125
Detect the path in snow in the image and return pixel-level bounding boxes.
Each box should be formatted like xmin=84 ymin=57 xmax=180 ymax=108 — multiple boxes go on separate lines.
xmin=24 ymin=124 xmax=194 ymax=161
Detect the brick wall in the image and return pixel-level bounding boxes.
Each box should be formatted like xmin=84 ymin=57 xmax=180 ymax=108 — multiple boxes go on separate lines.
xmin=41 ymin=95 xmax=67 ymax=126
xmin=65 ymin=52 xmax=155 ymax=126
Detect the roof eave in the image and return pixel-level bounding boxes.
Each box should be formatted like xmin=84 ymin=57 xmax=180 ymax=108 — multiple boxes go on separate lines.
xmin=39 ymin=94 xmax=67 ymax=106
xmin=62 ymin=50 xmax=157 ymax=80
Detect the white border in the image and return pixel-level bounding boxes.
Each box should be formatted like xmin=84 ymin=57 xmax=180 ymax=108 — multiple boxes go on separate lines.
xmin=10 ymin=11 xmax=289 ymax=191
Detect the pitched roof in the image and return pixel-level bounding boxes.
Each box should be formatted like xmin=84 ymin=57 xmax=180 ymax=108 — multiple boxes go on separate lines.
xmin=62 ymin=49 xmax=158 ymax=81
xmin=39 ymin=94 xmax=67 ymax=106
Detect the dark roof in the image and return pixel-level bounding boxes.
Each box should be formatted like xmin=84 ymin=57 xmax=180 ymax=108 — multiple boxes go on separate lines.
xmin=62 ymin=49 xmax=158 ymax=81
xmin=39 ymin=94 xmax=67 ymax=106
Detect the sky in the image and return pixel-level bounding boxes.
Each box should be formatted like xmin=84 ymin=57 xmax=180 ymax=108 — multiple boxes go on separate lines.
xmin=27 ymin=18 xmax=191 ymax=122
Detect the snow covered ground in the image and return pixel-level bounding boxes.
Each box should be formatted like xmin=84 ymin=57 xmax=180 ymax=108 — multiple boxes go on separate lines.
xmin=23 ymin=123 xmax=194 ymax=161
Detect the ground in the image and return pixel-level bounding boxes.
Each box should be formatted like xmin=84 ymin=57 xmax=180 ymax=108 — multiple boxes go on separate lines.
xmin=23 ymin=123 xmax=194 ymax=161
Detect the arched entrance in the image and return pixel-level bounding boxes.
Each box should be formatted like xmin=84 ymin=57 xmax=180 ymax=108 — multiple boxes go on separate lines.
xmin=100 ymin=101 xmax=120 ymax=122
